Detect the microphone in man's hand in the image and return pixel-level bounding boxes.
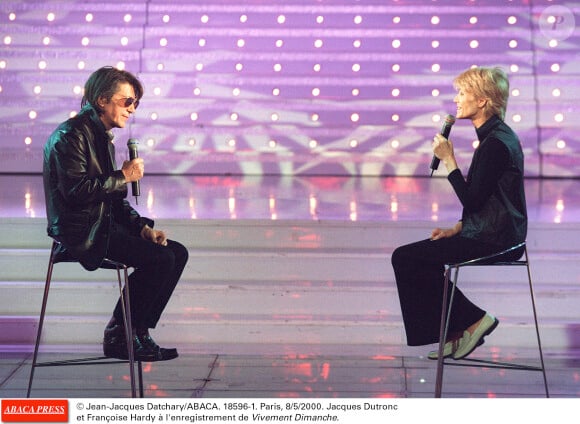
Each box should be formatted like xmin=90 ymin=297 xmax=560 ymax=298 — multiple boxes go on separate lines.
xmin=127 ymin=138 xmax=140 ymax=204
xmin=430 ymin=114 xmax=456 ymax=176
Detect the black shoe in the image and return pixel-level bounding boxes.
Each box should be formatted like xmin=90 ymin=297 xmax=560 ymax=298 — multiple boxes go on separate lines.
xmin=137 ymin=330 xmax=179 ymax=361
xmin=103 ymin=325 xmax=162 ymax=362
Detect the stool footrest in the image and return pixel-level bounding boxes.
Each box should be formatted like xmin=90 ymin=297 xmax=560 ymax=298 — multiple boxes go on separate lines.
xmin=442 ymin=358 xmax=545 ymax=372
xmin=33 ymin=356 xmax=133 ymax=367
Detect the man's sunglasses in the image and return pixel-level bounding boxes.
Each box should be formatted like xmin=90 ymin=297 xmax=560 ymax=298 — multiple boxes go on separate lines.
xmin=113 ymin=97 xmax=140 ymax=109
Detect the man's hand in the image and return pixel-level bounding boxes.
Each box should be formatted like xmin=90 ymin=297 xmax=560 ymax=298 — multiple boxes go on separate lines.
xmin=140 ymin=225 xmax=168 ymax=246
xmin=121 ymin=158 xmax=144 ymax=183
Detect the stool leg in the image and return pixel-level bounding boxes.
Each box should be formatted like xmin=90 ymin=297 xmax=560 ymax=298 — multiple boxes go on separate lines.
xmin=27 ymin=247 xmax=56 ymax=397
xmin=117 ymin=266 xmax=137 ymax=398
xmin=435 ymin=265 xmax=460 ymax=398
xmin=524 ymin=248 xmax=550 ymax=397
xmin=138 ymin=361 xmax=144 ymax=398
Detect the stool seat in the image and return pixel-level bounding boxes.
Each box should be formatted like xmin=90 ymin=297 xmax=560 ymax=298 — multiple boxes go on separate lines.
xmin=434 ymin=241 xmax=549 ymax=397
xmin=27 ymin=240 xmax=144 ymax=398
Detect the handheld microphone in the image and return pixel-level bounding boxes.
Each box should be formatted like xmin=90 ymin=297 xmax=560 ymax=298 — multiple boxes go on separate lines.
xmin=127 ymin=138 xmax=140 ymax=204
xmin=430 ymin=114 xmax=456 ymax=176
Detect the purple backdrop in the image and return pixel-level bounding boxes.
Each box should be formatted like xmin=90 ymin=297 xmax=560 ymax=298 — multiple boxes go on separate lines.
xmin=0 ymin=0 xmax=578 ymax=176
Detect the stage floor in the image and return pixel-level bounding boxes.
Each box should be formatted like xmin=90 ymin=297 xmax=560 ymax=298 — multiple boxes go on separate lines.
xmin=2 ymin=174 xmax=580 ymax=223
xmin=1 ymin=174 xmax=579 ymax=399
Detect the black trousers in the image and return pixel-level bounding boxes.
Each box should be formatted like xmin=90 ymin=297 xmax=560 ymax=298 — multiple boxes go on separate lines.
xmin=106 ymin=228 xmax=189 ymax=330
xmin=391 ymin=235 xmax=520 ymax=346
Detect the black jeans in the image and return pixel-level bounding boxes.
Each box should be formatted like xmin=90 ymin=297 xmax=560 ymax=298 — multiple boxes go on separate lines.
xmin=105 ymin=227 xmax=189 ymax=330
xmin=391 ymin=235 xmax=522 ymax=346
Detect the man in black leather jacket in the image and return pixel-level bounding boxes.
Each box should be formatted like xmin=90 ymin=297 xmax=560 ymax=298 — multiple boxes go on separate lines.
xmin=43 ymin=66 xmax=188 ymax=362
xmin=391 ymin=67 xmax=527 ymax=361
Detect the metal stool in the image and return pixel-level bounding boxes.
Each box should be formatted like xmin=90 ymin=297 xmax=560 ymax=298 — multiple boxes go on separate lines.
xmin=27 ymin=240 xmax=144 ymax=398
xmin=434 ymin=241 xmax=549 ymax=398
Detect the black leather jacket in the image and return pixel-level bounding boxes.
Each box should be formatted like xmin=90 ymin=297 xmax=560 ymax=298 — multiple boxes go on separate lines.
xmin=43 ymin=104 xmax=152 ymax=270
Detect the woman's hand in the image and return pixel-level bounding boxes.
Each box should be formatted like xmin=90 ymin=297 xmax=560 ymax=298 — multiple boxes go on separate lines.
xmin=432 ymin=134 xmax=458 ymax=173
xmin=430 ymin=221 xmax=462 ymax=241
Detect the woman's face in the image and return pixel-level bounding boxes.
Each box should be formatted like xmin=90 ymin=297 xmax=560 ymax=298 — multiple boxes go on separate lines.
xmin=454 ymin=86 xmax=487 ymax=127
xmin=98 ymin=82 xmax=138 ymax=130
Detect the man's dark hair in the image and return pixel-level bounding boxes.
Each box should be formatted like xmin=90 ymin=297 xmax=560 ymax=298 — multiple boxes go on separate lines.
xmin=81 ymin=66 xmax=144 ymax=114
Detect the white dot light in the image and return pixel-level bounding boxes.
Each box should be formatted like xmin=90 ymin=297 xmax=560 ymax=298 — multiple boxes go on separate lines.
xmin=552 ymin=88 xmax=561 ymax=97
xmin=42 ymin=36 xmax=51 ymax=45
xmin=121 ymin=36 xmax=129 ymax=46
xmin=272 ymin=88 xmax=280 ymax=96
xmin=162 ymin=15 xmax=170 ymax=23
xmin=392 ymin=39 xmax=401 ymax=48
xmin=33 ymin=85 xmax=41 ymax=94
xmin=124 ymin=14 xmax=132 ymax=23
xmin=3 ymin=36 xmax=12 ymax=45
xmin=160 ymin=38 xmax=168 ymax=47
xmin=312 ymin=88 xmax=320 ymax=96
xmin=237 ymin=39 xmax=245 ymax=48
xmin=314 ymin=39 xmax=323 ymax=48
xmin=273 ymin=63 xmax=282 ymax=72
xmin=316 ymin=16 xmax=324 ymax=24
xmin=190 ymin=112 xmax=198 ymax=121
xmin=38 ymin=60 xmax=47 ymax=70
xmin=554 ymin=113 xmax=564 ymax=122
xmin=47 ymin=13 xmax=56 ymax=22
xmin=354 ymin=15 xmax=363 ymax=24
xmin=275 ymin=39 xmax=283 ymax=48
xmin=551 ymin=63 xmax=560 ymax=72
xmin=201 ymin=15 xmax=209 ymax=24
xmin=25 ymin=137 xmax=32 ymax=145
xmin=351 ymin=113 xmax=360 ymax=122
xmin=232 ymin=88 xmax=241 ymax=96
xmin=29 ymin=110 xmax=37 ymax=119
xmin=431 ymin=16 xmax=440 ymax=25
xmin=277 ymin=15 xmax=286 ymax=24
xmin=81 ymin=37 xmax=90 ymax=46
xmin=470 ymin=40 xmax=479 ymax=48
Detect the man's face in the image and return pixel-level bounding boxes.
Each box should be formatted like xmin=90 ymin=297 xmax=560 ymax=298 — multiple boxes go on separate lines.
xmin=98 ymin=82 xmax=138 ymax=130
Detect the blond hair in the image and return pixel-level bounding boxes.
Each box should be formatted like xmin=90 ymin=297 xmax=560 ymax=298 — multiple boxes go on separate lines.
xmin=453 ymin=67 xmax=509 ymax=121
